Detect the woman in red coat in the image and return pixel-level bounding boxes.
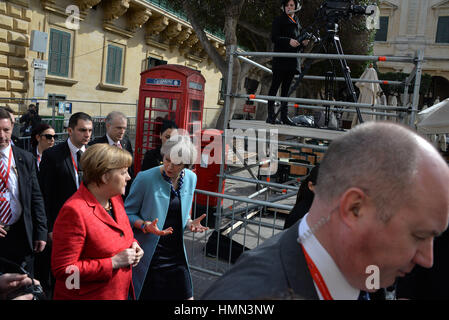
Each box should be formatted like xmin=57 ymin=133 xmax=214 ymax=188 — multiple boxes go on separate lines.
xmin=51 ymin=144 xmax=144 ymax=300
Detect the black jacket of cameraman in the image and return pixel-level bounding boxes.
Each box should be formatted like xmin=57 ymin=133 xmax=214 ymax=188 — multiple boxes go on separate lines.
xmin=271 ymin=12 xmax=302 ymax=73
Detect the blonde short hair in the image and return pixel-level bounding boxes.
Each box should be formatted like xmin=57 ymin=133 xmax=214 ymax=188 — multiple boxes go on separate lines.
xmin=81 ymin=143 xmax=132 ymax=186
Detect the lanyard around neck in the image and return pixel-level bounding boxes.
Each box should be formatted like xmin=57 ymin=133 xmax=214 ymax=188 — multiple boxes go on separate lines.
xmin=70 ymin=151 xmax=79 ymax=172
xmin=287 ymin=14 xmax=296 ymax=24
xmin=0 ymin=147 xmax=13 ymax=188
xmin=301 ymin=244 xmax=333 ymax=300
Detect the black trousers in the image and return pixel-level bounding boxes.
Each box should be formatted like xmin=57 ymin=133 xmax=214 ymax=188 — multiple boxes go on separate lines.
xmin=0 ymin=215 xmax=34 ymax=277
xmin=267 ymin=69 xmax=296 ymax=115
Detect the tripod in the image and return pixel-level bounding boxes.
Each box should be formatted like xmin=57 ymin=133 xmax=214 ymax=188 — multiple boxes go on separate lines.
xmin=274 ymin=20 xmax=364 ymax=125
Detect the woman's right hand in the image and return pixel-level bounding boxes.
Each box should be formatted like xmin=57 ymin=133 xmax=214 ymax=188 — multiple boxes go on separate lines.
xmin=111 ymin=248 xmax=137 ymax=269
xmin=144 ymin=218 xmax=173 ymax=236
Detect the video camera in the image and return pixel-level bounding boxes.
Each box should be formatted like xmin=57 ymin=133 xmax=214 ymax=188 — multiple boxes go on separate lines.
xmin=317 ymin=0 xmax=376 ymax=22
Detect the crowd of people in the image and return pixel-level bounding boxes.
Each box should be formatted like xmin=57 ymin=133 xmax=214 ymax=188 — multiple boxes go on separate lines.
xmin=0 ymin=0 xmax=448 ymax=302
xmin=0 ymin=100 xmax=448 ymax=301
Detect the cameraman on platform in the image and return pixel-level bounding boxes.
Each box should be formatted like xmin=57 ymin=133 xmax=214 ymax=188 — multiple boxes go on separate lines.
xmin=267 ymin=0 xmax=309 ymax=126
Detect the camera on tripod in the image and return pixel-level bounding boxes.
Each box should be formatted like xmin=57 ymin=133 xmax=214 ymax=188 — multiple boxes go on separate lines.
xmin=318 ymin=0 xmax=376 ymax=20
xmin=317 ymin=0 xmax=376 ymax=23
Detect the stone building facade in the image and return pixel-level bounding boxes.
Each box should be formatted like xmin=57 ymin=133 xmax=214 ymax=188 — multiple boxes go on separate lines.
xmin=374 ymin=0 xmax=449 ymax=103
xmin=0 ymin=0 xmax=226 ymax=127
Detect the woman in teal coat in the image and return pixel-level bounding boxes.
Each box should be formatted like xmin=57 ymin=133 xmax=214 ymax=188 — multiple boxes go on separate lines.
xmin=125 ymin=134 xmax=208 ymax=300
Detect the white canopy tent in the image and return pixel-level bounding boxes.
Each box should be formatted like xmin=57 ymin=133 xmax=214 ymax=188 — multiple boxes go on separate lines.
xmin=416 ymin=98 xmax=449 ymax=135
xmin=416 ymin=98 xmax=449 ymax=152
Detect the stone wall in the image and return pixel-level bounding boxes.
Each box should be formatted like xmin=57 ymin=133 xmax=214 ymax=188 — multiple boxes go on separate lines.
xmin=0 ymin=0 xmax=31 ymax=112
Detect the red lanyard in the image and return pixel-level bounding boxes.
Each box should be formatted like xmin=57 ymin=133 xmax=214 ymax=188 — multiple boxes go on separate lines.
xmin=301 ymin=244 xmax=333 ymax=300
xmin=0 ymin=147 xmax=13 ymax=188
xmin=70 ymin=152 xmax=78 ymax=172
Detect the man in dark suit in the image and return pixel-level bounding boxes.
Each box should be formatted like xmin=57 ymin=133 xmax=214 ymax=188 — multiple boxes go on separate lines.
xmin=202 ymin=122 xmax=449 ymax=300
xmin=37 ymin=112 xmax=92 ymax=296
xmin=39 ymin=112 xmax=93 ymax=238
xmin=0 ymin=108 xmax=47 ymax=277
xmin=89 ymin=111 xmax=134 ymax=198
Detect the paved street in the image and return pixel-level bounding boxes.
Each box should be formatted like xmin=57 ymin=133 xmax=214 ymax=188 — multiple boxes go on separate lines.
xmin=186 ymin=164 xmax=297 ymax=298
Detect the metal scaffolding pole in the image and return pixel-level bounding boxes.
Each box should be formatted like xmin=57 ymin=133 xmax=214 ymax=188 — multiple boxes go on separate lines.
xmin=237 ymin=93 xmax=408 ymax=111
xmin=239 ymin=51 xmax=415 ymax=63
xmin=237 ymin=55 xmax=404 ymax=86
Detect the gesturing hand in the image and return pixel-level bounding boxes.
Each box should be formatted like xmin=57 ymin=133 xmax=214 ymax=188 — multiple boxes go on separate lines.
xmin=144 ymin=218 xmax=173 ymax=236
xmin=188 ymin=214 xmax=209 ymax=233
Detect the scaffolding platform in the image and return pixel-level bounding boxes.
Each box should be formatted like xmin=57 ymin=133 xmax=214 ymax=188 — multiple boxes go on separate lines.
xmin=229 ymin=120 xmax=346 ymax=141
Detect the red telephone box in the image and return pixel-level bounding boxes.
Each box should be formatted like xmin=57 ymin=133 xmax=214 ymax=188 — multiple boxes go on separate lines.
xmin=134 ymin=64 xmax=206 ymax=173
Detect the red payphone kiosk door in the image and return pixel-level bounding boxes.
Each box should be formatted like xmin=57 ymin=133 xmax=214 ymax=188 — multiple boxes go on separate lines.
xmin=135 ymin=91 xmax=181 ymax=173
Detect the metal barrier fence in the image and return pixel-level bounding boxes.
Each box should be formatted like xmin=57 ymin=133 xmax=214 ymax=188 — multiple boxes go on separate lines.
xmin=186 ymin=188 xmax=294 ymax=277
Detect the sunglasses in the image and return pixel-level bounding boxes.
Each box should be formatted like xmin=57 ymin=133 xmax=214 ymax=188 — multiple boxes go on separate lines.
xmin=41 ymin=134 xmax=56 ymax=140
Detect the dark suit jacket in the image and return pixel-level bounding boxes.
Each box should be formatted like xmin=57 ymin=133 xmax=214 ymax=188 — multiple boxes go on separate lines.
xmin=201 ymin=220 xmax=318 ymax=300
xmin=38 ymin=141 xmax=77 ymax=233
xmin=141 ymin=146 xmax=162 ymax=172
xmin=89 ymin=135 xmax=135 ymax=198
xmin=11 ymin=146 xmax=47 ymax=251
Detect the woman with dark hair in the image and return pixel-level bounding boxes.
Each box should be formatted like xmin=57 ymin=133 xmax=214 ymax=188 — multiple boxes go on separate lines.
xmin=141 ymin=119 xmax=178 ymax=171
xmin=30 ymin=123 xmax=55 ymax=170
xmin=267 ymin=0 xmax=309 ymax=125
xmin=284 ymin=164 xmax=319 ymax=229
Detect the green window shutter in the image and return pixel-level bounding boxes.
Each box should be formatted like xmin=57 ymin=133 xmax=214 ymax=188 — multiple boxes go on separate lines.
xmin=48 ymin=29 xmax=71 ymax=77
xmin=106 ymin=45 xmax=123 ymax=85
xmin=436 ymin=16 xmax=449 ymax=43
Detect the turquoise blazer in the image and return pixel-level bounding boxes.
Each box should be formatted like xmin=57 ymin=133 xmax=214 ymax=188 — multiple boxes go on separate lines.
xmin=125 ymin=166 xmax=197 ymax=299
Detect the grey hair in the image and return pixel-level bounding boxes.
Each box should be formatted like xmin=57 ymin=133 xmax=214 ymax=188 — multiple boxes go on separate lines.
xmin=314 ymin=122 xmax=422 ymax=222
xmin=105 ymin=111 xmax=127 ymax=124
xmin=160 ymin=134 xmax=198 ymax=168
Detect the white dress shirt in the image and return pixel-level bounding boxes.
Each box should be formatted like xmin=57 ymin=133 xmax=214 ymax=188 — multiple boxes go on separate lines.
xmin=67 ymin=138 xmax=86 ymax=189
xmin=0 ymin=143 xmax=22 ymax=225
xmin=36 ymin=146 xmax=42 ymax=169
xmin=106 ymin=133 xmax=121 ymax=148
xmin=299 ymin=213 xmax=360 ymax=300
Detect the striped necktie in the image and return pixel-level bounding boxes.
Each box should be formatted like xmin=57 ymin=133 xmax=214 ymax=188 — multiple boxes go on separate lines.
xmin=0 ymin=157 xmax=12 ymax=225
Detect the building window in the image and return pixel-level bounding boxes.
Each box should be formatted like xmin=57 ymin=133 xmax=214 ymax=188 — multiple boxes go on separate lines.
xmin=147 ymin=57 xmax=167 ymax=70
xmin=218 ymin=77 xmax=226 ymax=104
xmin=436 ymin=16 xmax=449 ymax=44
xmin=48 ymin=29 xmax=71 ymax=77
xmin=106 ymin=44 xmax=124 ymax=85
xmin=375 ymin=16 xmax=389 ymax=42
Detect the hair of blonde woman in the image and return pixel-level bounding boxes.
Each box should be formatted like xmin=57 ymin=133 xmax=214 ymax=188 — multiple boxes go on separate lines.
xmin=81 ymin=143 xmax=132 ymax=186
